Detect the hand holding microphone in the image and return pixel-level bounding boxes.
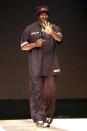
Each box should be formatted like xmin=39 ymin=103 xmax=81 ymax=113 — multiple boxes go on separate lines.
xmin=36 ymin=39 xmax=45 ymax=47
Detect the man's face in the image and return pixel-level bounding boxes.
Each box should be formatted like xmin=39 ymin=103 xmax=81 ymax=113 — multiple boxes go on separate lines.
xmin=38 ymin=12 xmax=48 ymax=23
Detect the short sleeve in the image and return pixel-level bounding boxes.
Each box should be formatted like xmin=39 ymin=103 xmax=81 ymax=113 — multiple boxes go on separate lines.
xmin=21 ymin=26 xmax=30 ymax=47
xmin=53 ymin=25 xmax=62 ymax=37
xmin=53 ymin=24 xmax=63 ymax=44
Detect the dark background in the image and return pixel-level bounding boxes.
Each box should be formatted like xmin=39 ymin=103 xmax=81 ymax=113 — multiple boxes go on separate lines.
xmin=0 ymin=0 xmax=87 ymax=100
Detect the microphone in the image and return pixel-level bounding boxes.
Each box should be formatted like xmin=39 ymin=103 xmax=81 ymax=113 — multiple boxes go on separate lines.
xmin=39 ymin=32 xmax=43 ymax=39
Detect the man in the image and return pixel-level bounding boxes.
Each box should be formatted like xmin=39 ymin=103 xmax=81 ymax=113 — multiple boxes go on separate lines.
xmin=21 ymin=6 xmax=62 ymax=128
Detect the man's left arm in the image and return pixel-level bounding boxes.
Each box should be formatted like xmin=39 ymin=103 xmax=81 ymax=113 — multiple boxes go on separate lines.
xmin=50 ymin=30 xmax=62 ymax=42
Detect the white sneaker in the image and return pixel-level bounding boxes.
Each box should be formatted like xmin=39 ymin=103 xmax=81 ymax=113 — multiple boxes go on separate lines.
xmin=43 ymin=122 xmax=50 ymax=127
xmin=36 ymin=121 xmax=44 ymax=127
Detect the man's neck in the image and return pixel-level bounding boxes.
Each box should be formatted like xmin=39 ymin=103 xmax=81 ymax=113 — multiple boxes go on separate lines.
xmin=39 ymin=21 xmax=43 ymax=27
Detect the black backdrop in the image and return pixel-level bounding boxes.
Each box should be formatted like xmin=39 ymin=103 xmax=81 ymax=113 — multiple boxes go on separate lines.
xmin=0 ymin=0 xmax=87 ymax=99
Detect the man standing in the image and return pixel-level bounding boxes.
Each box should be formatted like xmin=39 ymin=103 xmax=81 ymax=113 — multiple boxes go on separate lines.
xmin=21 ymin=6 xmax=62 ymax=128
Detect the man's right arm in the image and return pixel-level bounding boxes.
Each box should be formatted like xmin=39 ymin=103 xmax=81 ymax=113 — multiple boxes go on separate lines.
xmin=21 ymin=39 xmax=45 ymax=51
xmin=21 ymin=42 xmax=37 ymax=51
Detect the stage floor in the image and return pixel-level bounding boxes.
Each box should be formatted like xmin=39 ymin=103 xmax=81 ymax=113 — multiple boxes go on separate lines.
xmin=0 ymin=118 xmax=87 ymax=131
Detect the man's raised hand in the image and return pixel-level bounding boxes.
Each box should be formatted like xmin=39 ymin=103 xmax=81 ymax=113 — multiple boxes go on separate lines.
xmin=42 ymin=21 xmax=53 ymax=34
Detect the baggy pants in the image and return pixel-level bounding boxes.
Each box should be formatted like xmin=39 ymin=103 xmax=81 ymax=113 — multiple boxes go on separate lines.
xmin=29 ymin=76 xmax=56 ymax=123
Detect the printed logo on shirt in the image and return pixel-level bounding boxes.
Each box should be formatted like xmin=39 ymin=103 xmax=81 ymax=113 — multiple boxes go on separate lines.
xmin=30 ymin=32 xmax=39 ymax=35
xmin=53 ymin=69 xmax=61 ymax=72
